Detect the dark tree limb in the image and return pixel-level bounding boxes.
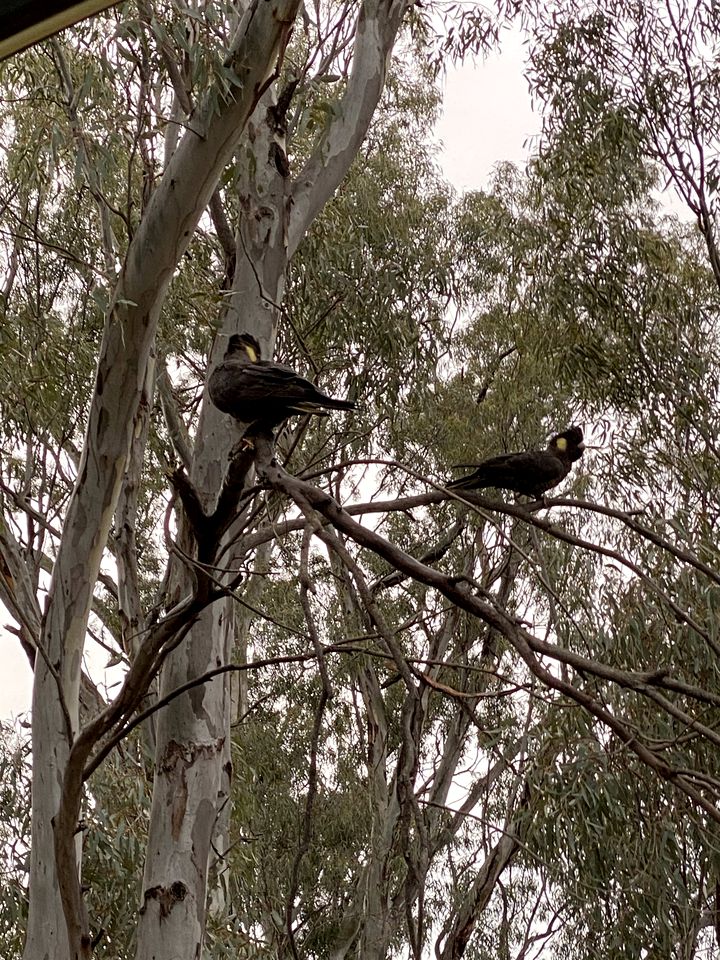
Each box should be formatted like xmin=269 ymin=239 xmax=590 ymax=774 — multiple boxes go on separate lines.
xmin=252 ymin=445 xmax=720 ymax=826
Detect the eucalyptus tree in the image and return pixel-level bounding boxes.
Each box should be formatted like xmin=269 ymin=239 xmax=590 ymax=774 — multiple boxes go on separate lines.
xmin=0 ymin=0 xmax=470 ymax=955
xmin=0 ymin=0 xmax=491 ymax=957
xmin=451 ymin=1 xmax=720 ymax=953
xmin=4 ymin=0 xmax=720 ymax=959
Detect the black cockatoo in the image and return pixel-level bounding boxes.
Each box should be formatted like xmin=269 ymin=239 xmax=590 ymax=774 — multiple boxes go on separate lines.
xmin=209 ymin=333 xmax=355 ymax=429
xmin=448 ymin=426 xmax=585 ymax=498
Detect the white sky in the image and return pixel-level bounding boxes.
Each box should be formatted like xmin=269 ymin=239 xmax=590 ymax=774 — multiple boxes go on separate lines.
xmin=0 ymin=35 xmax=541 ymax=721
xmin=435 ymin=29 xmax=540 ymax=191
xmin=2 ymin=630 xmax=31 ymax=716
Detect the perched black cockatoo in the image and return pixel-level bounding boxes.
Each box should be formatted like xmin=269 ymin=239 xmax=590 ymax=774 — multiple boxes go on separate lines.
xmin=208 ymin=332 xmax=355 ymax=429
xmin=448 ymin=426 xmax=585 ymax=498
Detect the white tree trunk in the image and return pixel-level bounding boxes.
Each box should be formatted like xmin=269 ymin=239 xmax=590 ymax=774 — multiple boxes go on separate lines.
xmin=23 ymin=2 xmax=301 ymax=957
xmin=137 ymin=93 xmax=292 ymax=956
xmin=136 ymin=601 xmax=232 ymax=957
xmin=136 ymin=0 xmax=413 ymax=949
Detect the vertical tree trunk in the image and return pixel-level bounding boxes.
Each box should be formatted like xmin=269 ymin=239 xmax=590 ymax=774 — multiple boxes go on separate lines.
xmin=136 ymin=600 xmax=233 ymax=957
xmin=24 ymin=657 xmax=77 ymax=958
xmin=136 ymin=0 xmax=413 ymax=935
xmin=22 ymin=4 xmax=302 ymax=956
xmin=137 ymin=92 xmax=291 ymax=957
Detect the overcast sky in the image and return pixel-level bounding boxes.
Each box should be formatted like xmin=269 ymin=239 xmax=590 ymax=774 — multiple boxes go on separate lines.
xmin=0 ymin=36 xmax=540 ymax=722
xmin=435 ymin=29 xmax=540 ymax=191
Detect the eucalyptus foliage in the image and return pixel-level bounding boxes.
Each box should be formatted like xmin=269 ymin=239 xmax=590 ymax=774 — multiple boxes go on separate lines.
xmin=2 ymin=1 xmax=720 ymax=959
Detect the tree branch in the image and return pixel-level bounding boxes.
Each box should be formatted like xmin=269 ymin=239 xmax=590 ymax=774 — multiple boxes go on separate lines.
xmin=256 ymin=451 xmax=720 ymax=826
xmin=288 ymin=0 xmax=413 ymax=255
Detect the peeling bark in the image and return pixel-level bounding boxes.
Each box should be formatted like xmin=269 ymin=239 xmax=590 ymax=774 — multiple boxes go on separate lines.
xmin=137 ymin=82 xmax=293 ymax=959
xmin=23 ymin=2 xmax=302 ymax=957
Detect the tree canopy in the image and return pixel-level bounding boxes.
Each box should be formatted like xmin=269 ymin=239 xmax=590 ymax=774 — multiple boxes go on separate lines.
xmin=2 ymin=1 xmax=720 ymax=959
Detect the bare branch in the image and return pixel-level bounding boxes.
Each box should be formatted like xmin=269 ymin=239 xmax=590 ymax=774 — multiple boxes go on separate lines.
xmin=288 ymin=0 xmax=413 ymax=254
xmin=255 ymin=446 xmax=720 ymax=825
